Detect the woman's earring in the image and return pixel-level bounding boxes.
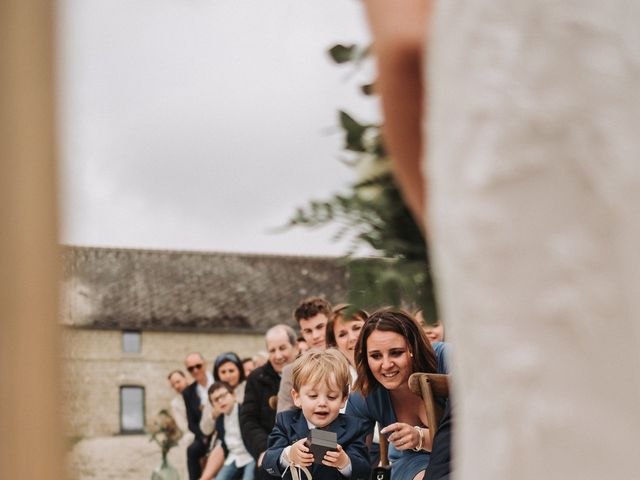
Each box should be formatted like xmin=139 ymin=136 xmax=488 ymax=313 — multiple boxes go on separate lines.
xmin=409 ymin=352 xmax=414 ymax=358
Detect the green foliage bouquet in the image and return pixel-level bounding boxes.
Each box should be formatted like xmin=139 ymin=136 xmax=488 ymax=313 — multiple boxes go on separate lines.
xmin=287 ymin=44 xmax=438 ymax=322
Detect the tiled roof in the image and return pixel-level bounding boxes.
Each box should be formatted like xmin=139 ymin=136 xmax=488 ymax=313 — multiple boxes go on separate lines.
xmin=61 ymin=245 xmax=348 ymax=332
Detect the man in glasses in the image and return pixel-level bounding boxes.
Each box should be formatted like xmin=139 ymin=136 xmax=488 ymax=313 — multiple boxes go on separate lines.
xmin=182 ymin=352 xmax=214 ymax=480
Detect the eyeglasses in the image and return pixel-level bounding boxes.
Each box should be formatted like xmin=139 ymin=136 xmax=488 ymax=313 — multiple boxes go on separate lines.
xmin=187 ymin=363 xmax=203 ymax=373
xmin=211 ymin=390 xmax=231 ymax=404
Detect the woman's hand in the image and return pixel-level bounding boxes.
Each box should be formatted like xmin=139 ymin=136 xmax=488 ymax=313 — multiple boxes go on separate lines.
xmin=322 ymin=444 xmax=350 ymax=470
xmin=380 ymin=422 xmax=422 ymax=451
xmin=289 ymin=438 xmax=314 ymax=467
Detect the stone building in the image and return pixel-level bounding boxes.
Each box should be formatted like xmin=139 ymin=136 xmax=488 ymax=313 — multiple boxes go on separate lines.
xmin=61 ymin=245 xmax=347 ymax=437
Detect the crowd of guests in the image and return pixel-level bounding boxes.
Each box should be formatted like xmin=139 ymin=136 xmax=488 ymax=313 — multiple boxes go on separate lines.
xmin=166 ymin=297 xmax=451 ymax=480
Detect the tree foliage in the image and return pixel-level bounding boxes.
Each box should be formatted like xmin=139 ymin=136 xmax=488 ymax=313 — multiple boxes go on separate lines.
xmin=286 ymin=44 xmax=438 ymax=322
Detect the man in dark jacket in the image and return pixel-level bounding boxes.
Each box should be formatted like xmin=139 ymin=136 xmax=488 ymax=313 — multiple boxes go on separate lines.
xmin=240 ymin=324 xmax=298 ymax=480
xmin=182 ymin=352 xmax=213 ymax=480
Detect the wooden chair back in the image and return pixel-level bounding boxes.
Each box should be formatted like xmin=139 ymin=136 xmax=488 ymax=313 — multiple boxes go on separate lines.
xmin=408 ymin=373 xmax=450 ymax=446
xmin=371 ymin=431 xmax=391 ymax=479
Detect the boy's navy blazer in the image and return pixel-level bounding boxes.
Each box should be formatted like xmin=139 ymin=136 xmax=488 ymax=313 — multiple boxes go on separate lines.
xmin=262 ymin=409 xmax=370 ymax=480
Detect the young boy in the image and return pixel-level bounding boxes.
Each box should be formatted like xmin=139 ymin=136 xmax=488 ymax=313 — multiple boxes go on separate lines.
xmin=262 ymin=349 xmax=370 ymax=480
xmin=206 ymin=381 xmax=255 ymax=480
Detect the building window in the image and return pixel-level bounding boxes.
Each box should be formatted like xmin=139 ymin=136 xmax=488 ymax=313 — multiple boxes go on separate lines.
xmin=120 ymin=386 xmax=145 ymax=433
xmin=122 ymin=330 xmax=141 ymax=353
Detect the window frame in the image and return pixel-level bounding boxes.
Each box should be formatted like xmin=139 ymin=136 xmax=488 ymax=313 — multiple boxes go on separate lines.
xmin=119 ymin=385 xmax=145 ymax=434
xmin=122 ymin=330 xmax=142 ymax=354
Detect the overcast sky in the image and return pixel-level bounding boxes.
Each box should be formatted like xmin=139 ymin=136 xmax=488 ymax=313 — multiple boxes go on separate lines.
xmin=57 ymin=0 xmax=378 ymax=256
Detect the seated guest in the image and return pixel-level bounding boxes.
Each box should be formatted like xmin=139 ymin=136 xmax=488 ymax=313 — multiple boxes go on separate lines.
xmin=168 ymin=369 xmax=193 ymax=441
xmin=262 ymin=349 xmax=370 ymax=480
xmin=207 ymin=381 xmax=255 ymax=480
xmin=242 ymin=357 xmax=256 ymax=378
xmin=414 ymin=310 xmax=446 ymax=345
xmin=168 ymin=370 xmax=194 ymax=475
xmin=201 ymin=352 xmax=247 ymax=436
xmin=325 ymin=305 xmax=381 ymax=467
xmin=277 ymin=297 xmax=332 ymax=412
xmin=252 ymin=351 xmax=268 ymax=369
xmin=240 ymin=325 xmax=298 ymax=480
xmin=296 ymin=336 xmax=309 ymax=355
xmin=325 ymin=304 xmax=368 ymax=374
xmin=183 ymin=352 xmax=214 ymax=480
xmin=200 ymin=352 xmax=247 ymax=480
xmin=214 ymin=352 xmax=247 ymax=401
xmin=346 ymin=309 xmax=450 ymax=480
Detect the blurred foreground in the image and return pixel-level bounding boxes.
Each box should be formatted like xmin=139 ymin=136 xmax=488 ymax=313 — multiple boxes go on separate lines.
xmin=67 ymin=435 xmax=188 ymax=480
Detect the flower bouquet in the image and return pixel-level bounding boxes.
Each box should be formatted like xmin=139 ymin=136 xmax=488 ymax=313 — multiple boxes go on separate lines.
xmin=148 ymin=409 xmax=183 ymax=480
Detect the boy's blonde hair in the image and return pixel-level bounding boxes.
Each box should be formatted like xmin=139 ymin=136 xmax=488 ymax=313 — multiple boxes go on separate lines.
xmin=291 ymin=348 xmax=350 ymax=398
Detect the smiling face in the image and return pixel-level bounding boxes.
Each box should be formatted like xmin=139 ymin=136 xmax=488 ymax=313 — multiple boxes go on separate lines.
xmin=333 ymin=318 xmax=364 ymax=367
xmin=366 ymin=330 xmax=413 ymax=391
xmin=292 ymin=382 xmax=346 ymax=428
xmin=266 ymin=329 xmax=298 ymax=373
xmin=217 ymin=361 xmax=241 ymax=388
xmin=424 ymin=322 xmax=445 ymax=344
xmin=185 ymin=353 xmax=207 ymax=384
xmin=168 ymin=372 xmax=189 ymax=394
xmin=299 ymin=313 xmax=328 ymax=350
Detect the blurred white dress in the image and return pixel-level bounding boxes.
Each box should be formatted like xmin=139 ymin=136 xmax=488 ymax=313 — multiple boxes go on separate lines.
xmin=426 ymin=2 xmax=640 ymax=479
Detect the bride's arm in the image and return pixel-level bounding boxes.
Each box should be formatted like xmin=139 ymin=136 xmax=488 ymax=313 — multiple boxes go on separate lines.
xmin=362 ymin=0 xmax=435 ymax=232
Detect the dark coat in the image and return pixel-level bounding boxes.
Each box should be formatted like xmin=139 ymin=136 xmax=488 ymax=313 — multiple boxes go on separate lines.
xmin=182 ymin=382 xmax=207 ymax=442
xmin=239 ymin=361 xmax=281 ymax=459
xmin=262 ymin=409 xmax=370 ymax=480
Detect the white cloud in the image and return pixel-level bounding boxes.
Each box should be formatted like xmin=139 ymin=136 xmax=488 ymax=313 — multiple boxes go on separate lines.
xmin=58 ymin=0 xmax=378 ymax=255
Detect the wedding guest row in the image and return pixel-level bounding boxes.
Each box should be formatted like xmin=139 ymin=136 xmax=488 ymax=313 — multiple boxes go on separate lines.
xmin=166 ymin=297 xmax=451 ymax=480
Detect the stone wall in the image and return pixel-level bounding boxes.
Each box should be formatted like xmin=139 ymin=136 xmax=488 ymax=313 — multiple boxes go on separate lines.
xmin=62 ymin=327 xmax=265 ymax=437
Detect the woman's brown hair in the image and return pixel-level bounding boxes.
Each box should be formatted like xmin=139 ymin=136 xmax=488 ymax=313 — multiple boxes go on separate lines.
xmin=325 ymin=303 xmax=369 ymax=348
xmin=353 ymin=308 xmax=437 ymax=396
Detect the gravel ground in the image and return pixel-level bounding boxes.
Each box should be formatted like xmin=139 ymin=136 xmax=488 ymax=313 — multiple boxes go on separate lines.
xmin=67 ymin=435 xmax=190 ymax=480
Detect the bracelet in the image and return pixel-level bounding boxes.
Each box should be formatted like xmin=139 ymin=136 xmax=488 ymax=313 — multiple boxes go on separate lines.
xmin=412 ymin=426 xmax=424 ymax=452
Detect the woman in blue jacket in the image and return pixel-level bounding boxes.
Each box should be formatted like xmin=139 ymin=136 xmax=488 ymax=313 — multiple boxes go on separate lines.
xmin=346 ymin=309 xmax=450 ymax=480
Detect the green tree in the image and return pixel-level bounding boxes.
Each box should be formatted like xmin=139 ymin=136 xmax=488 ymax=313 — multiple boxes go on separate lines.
xmin=287 ymin=44 xmax=438 ymax=322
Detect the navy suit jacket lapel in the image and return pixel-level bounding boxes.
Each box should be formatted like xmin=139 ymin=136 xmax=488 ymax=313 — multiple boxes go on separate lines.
xmin=292 ymin=411 xmax=347 ymax=442
xmin=326 ymin=413 xmax=346 ymax=439
xmin=292 ymin=410 xmax=310 ymax=442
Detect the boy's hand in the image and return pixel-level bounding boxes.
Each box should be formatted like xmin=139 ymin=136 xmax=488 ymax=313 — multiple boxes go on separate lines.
xmin=322 ymin=444 xmax=350 ymax=470
xmin=289 ymin=438 xmax=314 ymax=467
xmin=211 ymin=404 xmax=222 ymax=419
